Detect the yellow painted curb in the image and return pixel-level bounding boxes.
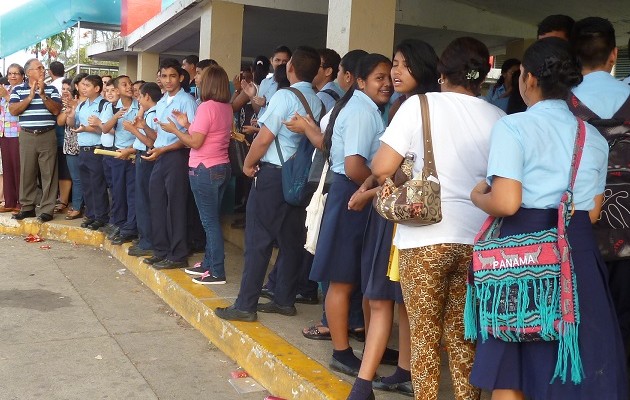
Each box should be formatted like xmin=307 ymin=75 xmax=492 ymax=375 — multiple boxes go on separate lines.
xmin=0 ymin=216 xmax=351 ymax=400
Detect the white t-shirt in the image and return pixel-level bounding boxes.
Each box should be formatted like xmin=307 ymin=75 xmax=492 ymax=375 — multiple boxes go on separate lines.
xmin=380 ymin=92 xmax=505 ymax=249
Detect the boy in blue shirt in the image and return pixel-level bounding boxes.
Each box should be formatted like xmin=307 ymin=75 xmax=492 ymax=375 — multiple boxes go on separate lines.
xmin=66 ymin=75 xmax=110 ymax=230
xmin=122 ymin=82 xmax=161 ymax=257
xmin=141 ymin=58 xmax=197 ymax=270
xmin=100 ymin=75 xmax=141 ymax=244
xmin=216 ymin=46 xmax=323 ymax=322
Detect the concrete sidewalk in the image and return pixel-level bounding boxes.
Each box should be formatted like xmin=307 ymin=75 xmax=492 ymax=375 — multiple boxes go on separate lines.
xmin=0 ymin=213 xmax=479 ymax=400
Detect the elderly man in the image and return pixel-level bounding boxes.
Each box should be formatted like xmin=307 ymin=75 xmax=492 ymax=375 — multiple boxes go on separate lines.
xmin=8 ymin=58 xmax=62 ymax=222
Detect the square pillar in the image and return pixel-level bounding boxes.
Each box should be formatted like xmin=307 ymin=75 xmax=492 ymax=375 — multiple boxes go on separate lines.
xmin=137 ymin=52 xmax=160 ymax=82
xmin=327 ymin=0 xmax=396 ymax=57
xmin=199 ymin=1 xmax=244 ymax=78
xmin=118 ymin=55 xmax=138 ymax=81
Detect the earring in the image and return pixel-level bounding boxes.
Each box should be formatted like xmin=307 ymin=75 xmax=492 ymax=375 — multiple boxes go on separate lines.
xmin=437 ymin=77 xmax=444 ymax=85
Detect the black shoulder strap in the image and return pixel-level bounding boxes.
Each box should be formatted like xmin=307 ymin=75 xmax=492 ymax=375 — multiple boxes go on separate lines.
xmin=78 ymin=100 xmax=87 ymax=112
xmin=321 ymin=88 xmax=340 ymax=102
xmin=612 ymin=94 xmax=630 ymax=120
xmin=566 ymin=93 xmax=600 ymax=121
xmin=97 ymin=99 xmax=108 ymax=113
xmin=285 ymin=87 xmax=315 ymax=120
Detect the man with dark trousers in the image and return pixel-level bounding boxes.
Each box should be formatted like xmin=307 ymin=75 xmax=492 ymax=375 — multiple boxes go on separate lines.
xmin=142 ymin=58 xmax=197 ymax=269
xmin=9 ymin=58 xmax=62 ymax=223
xmin=216 ymin=47 xmax=323 ymax=322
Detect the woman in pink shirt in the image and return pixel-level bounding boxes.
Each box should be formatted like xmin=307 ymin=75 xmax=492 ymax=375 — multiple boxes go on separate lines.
xmin=168 ymin=66 xmax=233 ymax=284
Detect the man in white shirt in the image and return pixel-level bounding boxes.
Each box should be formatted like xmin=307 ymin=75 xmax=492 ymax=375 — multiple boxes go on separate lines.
xmin=48 ymin=61 xmax=64 ymax=94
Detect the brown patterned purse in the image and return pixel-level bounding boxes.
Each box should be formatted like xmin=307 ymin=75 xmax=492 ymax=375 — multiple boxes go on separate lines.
xmin=373 ymin=94 xmax=442 ymax=226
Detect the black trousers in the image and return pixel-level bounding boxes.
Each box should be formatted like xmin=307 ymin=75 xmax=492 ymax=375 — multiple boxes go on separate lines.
xmin=608 ymin=259 xmax=630 ymax=360
xmin=78 ymin=149 xmax=109 ymax=222
xmin=149 ymin=149 xmax=189 ymax=262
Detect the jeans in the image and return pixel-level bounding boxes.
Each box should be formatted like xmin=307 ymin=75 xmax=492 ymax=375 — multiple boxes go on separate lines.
xmin=65 ymin=154 xmax=83 ymax=211
xmin=189 ymin=163 xmax=231 ymax=279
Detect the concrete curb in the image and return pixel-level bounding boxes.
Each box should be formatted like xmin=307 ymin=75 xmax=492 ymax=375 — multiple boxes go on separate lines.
xmin=0 ymin=215 xmax=351 ymax=400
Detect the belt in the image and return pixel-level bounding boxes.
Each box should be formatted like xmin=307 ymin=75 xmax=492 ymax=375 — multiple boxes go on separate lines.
xmin=21 ymin=127 xmax=54 ymax=135
xmin=260 ymin=162 xmax=282 ymax=169
xmin=79 ymin=146 xmax=99 ymax=152
xmin=102 ymin=146 xmax=115 ymax=151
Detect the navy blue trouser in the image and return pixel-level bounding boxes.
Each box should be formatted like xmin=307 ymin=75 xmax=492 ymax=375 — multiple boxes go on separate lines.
xmin=235 ymin=165 xmax=306 ymax=312
xmin=266 ymin=251 xmax=319 ymax=298
xmin=109 ymin=156 xmax=137 ymax=235
xmin=607 ymin=259 xmax=630 ymax=360
xmin=135 ymin=152 xmax=154 ymax=250
xmin=78 ymin=149 xmax=109 ymax=223
xmin=149 ymin=149 xmax=189 ymax=262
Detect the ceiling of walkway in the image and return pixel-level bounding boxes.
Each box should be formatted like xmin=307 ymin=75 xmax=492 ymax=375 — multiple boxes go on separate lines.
xmin=90 ymin=0 xmax=630 ymax=62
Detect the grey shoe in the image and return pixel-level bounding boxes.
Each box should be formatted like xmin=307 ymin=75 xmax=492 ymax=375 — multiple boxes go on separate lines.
xmin=215 ymin=305 xmax=257 ymax=322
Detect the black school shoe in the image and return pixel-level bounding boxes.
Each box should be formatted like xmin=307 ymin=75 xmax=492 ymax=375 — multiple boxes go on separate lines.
xmin=111 ymin=234 xmax=137 ymax=246
xmin=143 ymin=255 xmax=165 ymax=265
xmin=152 ymin=259 xmax=187 ymax=270
xmin=215 ymin=305 xmax=257 ymax=322
xmin=80 ymin=218 xmax=95 ymax=228
xmin=88 ymin=220 xmax=106 ymax=230
xmin=12 ymin=210 xmax=36 ymax=220
xmin=37 ymin=213 xmax=53 ymax=223
xmin=295 ymin=294 xmax=319 ymax=305
xmin=372 ymin=377 xmax=413 ymax=397
xmin=259 ymin=287 xmax=274 ymax=300
xmin=256 ymin=301 xmax=297 ymax=316
xmin=127 ymin=245 xmax=153 ymax=257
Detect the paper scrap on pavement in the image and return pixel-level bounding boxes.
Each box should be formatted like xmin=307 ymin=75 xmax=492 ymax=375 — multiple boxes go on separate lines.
xmin=228 ymin=377 xmax=265 ymax=394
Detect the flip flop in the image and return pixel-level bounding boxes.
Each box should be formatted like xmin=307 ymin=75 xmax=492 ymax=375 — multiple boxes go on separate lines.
xmin=302 ymin=324 xmax=332 ymax=340
xmin=54 ymin=202 xmax=68 ymax=214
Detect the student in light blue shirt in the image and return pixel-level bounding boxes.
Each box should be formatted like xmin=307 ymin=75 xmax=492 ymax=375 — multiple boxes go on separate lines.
xmin=484 ymin=58 xmax=520 ymax=113
xmin=141 ymin=58 xmax=198 ymax=270
xmin=251 ymin=46 xmax=292 ymax=116
xmin=99 ymin=75 xmax=141 ymax=244
xmin=313 ymin=48 xmax=344 ymax=113
xmin=215 ymin=46 xmax=324 ymax=323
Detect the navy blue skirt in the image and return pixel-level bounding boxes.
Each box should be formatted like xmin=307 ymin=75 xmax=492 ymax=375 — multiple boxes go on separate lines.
xmin=361 ymin=207 xmax=403 ymax=302
xmin=470 ymin=208 xmax=628 ymax=400
xmin=310 ymin=173 xmax=370 ymax=284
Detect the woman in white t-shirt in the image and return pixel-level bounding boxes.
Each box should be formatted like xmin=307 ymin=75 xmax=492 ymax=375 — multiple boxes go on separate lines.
xmin=370 ymin=37 xmax=505 ymax=400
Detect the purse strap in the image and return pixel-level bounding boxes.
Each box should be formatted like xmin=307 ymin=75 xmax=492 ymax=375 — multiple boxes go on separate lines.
xmin=474 ymin=117 xmax=587 ymax=243
xmin=418 ymin=94 xmax=438 ymax=179
xmin=315 ymin=160 xmax=329 ymax=194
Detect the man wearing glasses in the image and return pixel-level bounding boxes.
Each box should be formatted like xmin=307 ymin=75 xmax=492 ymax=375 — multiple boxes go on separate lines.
xmin=8 ymin=58 xmax=62 ymax=223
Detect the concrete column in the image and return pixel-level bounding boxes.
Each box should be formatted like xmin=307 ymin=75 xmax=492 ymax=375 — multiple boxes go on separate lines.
xmin=137 ymin=52 xmax=160 ymax=82
xmin=199 ymin=1 xmax=244 ymax=78
xmin=326 ymin=0 xmax=396 ymax=57
xmin=118 ymin=55 xmax=138 ymax=81
xmin=505 ymin=38 xmax=537 ymax=60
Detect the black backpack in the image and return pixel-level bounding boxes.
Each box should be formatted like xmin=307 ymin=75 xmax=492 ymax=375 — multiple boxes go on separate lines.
xmin=567 ymin=94 xmax=630 ymax=260
xmin=78 ymin=98 xmax=109 ymax=114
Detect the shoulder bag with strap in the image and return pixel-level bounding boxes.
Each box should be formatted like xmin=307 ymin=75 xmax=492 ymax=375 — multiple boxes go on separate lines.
xmin=275 ymin=87 xmax=323 ymax=206
xmin=465 ymin=118 xmax=587 ymax=385
xmin=372 ymin=93 xmax=442 ymax=226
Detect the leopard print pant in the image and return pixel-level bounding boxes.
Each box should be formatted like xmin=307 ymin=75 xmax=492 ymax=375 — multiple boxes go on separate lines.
xmin=398 ymin=244 xmax=480 ymax=400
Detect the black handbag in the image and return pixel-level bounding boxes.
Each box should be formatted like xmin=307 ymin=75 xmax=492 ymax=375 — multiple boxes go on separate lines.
xmin=307 ymin=149 xmax=333 ymax=194
xmin=228 ymin=130 xmax=249 ymax=177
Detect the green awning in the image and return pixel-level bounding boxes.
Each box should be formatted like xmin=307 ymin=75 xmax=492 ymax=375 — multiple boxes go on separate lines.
xmin=0 ymin=0 xmax=121 ymax=58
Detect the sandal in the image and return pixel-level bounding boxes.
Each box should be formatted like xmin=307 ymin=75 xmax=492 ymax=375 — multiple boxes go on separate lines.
xmin=302 ymin=324 xmax=332 ymax=341
xmin=54 ymin=202 xmax=68 ymax=214
xmin=348 ymin=328 xmax=366 ymax=342
xmin=65 ymin=209 xmax=82 ymax=220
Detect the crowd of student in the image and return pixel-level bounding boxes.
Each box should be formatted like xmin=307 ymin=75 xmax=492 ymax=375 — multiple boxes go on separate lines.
xmin=1 ymin=12 xmax=630 ymax=400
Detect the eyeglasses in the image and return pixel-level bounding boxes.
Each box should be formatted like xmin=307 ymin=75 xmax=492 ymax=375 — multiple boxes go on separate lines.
xmin=7 ymin=72 xmax=22 ymax=76
xmin=28 ymin=66 xmax=45 ymax=72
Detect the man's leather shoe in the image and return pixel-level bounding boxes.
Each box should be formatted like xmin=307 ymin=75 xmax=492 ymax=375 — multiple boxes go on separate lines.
xmin=143 ymin=255 xmax=165 ymax=265
xmin=12 ymin=210 xmax=36 ymax=220
xmin=153 ymin=259 xmax=187 ymax=270
xmin=257 ymin=301 xmax=297 ymax=316
xmin=215 ymin=305 xmax=257 ymax=322
xmin=37 ymin=213 xmax=53 ymax=223
xmin=295 ymin=294 xmax=319 ymax=305
xmin=88 ymin=220 xmax=106 ymax=230
xmin=127 ymin=245 xmax=153 ymax=257
xmin=111 ymin=234 xmax=137 ymax=246
xmin=80 ymin=218 xmax=95 ymax=228
xmin=260 ymin=287 xmax=274 ymax=300
xmin=106 ymin=227 xmax=120 ymax=240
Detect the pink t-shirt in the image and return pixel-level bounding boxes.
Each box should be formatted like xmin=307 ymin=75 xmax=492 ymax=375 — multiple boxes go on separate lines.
xmin=188 ymin=100 xmax=233 ymax=168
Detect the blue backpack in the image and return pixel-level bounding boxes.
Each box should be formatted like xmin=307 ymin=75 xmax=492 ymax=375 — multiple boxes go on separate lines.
xmin=274 ymin=87 xmax=322 ymax=206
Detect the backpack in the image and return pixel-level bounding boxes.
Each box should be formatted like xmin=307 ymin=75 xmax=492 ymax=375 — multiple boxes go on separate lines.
xmin=567 ymin=93 xmax=630 ymax=260
xmin=275 ymin=87 xmax=323 ymax=206
xmin=78 ymin=98 xmax=109 ymax=114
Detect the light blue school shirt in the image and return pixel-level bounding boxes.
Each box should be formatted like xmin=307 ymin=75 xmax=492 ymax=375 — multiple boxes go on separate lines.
xmin=485 ymin=83 xmax=509 ymax=112
xmin=133 ymin=105 xmax=157 ymax=151
xmin=317 ymin=81 xmax=344 ymax=113
xmin=486 ymin=99 xmax=608 ymax=211
xmin=258 ymin=81 xmax=323 ymax=166
xmin=153 ymin=88 xmax=198 ymax=149
xmin=329 ymin=90 xmax=385 ymax=176
xmin=100 ymin=98 xmax=140 ymax=149
xmin=257 ymin=75 xmax=278 ymax=117
xmin=572 ymin=71 xmax=630 ymax=118
xmin=623 ymin=76 xmax=630 ymax=85
xmin=77 ymin=96 xmax=107 ymax=147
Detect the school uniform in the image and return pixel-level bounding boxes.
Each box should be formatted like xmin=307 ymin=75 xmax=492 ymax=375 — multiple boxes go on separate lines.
xmin=257 ymin=75 xmax=278 ymax=117
xmin=309 ymin=90 xmax=384 ymax=284
xmin=100 ymin=103 xmax=116 ymax=189
xmin=471 ymin=100 xmax=627 ymax=399
xmin=76 ymin=96 xmax=109 ymax=224
xmin=233 ymin=81 xmax=323 ymax=312
xmin=150 ymin=88 xmax=197 ymax=262
xmin=316 ymin=81 xmax=344 ymax=113
xmin=100 ymin=99 xmax=140 ymax=236
xmin=134 ymin=106 xmax=157 ymax=251
xmin=485 ymin=83 xmax=509 ymax=112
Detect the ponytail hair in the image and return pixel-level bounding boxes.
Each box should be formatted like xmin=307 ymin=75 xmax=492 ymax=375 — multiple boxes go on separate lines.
xmin=323 ymin=53 xmax=391 ymax=158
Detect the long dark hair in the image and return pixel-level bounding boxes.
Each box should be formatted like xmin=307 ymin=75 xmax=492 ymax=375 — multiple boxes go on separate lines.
xmin=252 ymin=55 xmax=271 ymax=85
xmin=323 ymin=53 xmax=391 ymax=158
xmin=394 ymin=39 xmax=440 ymax=95
xmin=492 ymin=58 xmax=520 ymax=95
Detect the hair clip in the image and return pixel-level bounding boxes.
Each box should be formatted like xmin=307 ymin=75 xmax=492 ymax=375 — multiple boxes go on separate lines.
xmin=256 ymin=60 xmax=263 ymax=65
xmin=466 ymin=70 xmax=480 ymax=80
